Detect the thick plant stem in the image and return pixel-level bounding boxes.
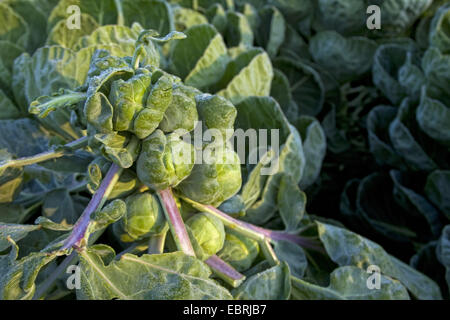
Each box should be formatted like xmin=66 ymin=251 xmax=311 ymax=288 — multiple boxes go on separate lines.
xmin=260 ymin=239 xmax=279 ymax=267
xmin=33 ymin=251 xmax=78 ymax=300
xmin=62 ymin=163 xmax=123 ymax=250
xmin=114 ymin=0 xmax=124 ymax=26
xmin=180 ymin=196 xmax=324 ymax=253
xmin=181 ymin=197 xmax=265 ymax=242
xmin=205 ymin=255 xmax=246 ymax=288
xmin=157 ymin=188 xmax=195 ymax=256
xmin=0 ymin=136 xmax=88 ymax=171
xmin=148 ymin=229 xmax=168 ymax=254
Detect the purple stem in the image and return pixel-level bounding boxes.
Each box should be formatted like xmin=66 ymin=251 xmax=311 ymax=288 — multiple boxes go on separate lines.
xmin=204 ymin=205 xmax=324 ymax=253
xmin=205 ymin=255 xmax=246 ymax=288
xmin=62 ymin=163 xmax=121 ymax=250
xmin=158 ymin=188 xmax=195 ymax=256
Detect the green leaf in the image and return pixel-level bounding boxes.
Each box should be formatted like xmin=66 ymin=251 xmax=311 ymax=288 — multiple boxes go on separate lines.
xmin=77 ymin=248 xmax=232 ymax=299
xmin=0 ymin=118 xmax=50 ymax=157
xmin=372 ymin=43 xmax=416 ymax=105
xmin=425 ymin=170 xmax=450 ymax=219
xmin=367 ymin=106 xmax=406 ymax=169
xmin=277 ymin=175 xmax=306 ymax=231
xmin=422 ymin=47 xmax=450 ymax=105
xmin=41 ymin=188 xmax=80 ymax=225
xmin=351 ymin=172 xmax=435 ymax=242
xmin=232 ymin=262 xmax=291 ymax=300
xmin=274 ymin=57 xmax=325 ymax=117
xmin=429 ymin=4 xmax=450 ymax=54
xmin=0 ymin=240 xmax=58 ymax=300
xmin=47 ymin=0 xmax=118 ymax=31
xmin=270 ymin=69 xmax=296 ymax=119
xmin=390 ymin=170 xmax=442 ymax=239
xmin=0 ymin=40 xmax=24 ymax=94
xmin=0 ymin=89 xmax=21 ymax=119
xmin=170 ymin=24 xmax=229 ymax=90
xmin=75 ymin=24 xmax=139 ymax=53
xmin=0 ymin=224 xmax=40 ymax=251
xmin=29 ymin=90 xmax=87 ymax=119
xmin=256 ymin=6 xmax=285 ymax=59
xmin=224 ymin=11 xmax=253 ymax=47
xmin=206 ymin=3 xmax=228 ymax=34
xmin=235 ymin=97 xmax=305 ymax=224
xmin=291 ymin=266 xmax=410 ymax=300
xmin=310 ymin=31 xmax=377 ymax=83
xmin=217 ymin=49 xmax=273 ymax=105
xmin=2 ymin=0 xmax=48 ymax=52
xmin=46 ymin=14 xmax=99 ymax=49
xmin=315 ymin=0 xmax=367 ymax=36
xmin=389 ymin=98 xmax=438 ymax=171
xmin=274 ymin=240 xmax=307 ymax=278
xmin=0 ymin=165 xmax=22 ymax=204
xmin=294 ymin=116 xmax=327 ymax=189
xmin=437 ymin=225 xmax=450 ymax=291
xmin=417 ymin=92 xmax=450 ymax=145
xmin=12 ymin=46 xmax=98 ymax=139
xmin=0 ymin=204 xmax=29 ymax=224
xmin=35 ymin=217 xmax=74 ymax=232
xmin=380 ymin=0 xmax=432 ymax=35
xmin=122 ymin=0 xmax=174 ymax=36
xmin=316 ymin=222 xmax=442 ymax=299
xmin=174 ymin=6 xmax=208 ymax=31
xmin=0 ymin=3 xmax=29 ymax=49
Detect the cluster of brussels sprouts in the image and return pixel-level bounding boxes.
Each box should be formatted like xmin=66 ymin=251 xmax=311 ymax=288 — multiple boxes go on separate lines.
xmin=26 ymin=28 xmax=265 ymax=276
xmin=80 ymin=48 xmax=242 ymax=201
xmin=47 ymin=44 xmax=249 ymax=266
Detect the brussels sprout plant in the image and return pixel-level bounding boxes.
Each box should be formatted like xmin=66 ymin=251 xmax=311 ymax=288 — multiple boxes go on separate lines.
xmin=0 ymin=0 xmax=448 ymax=302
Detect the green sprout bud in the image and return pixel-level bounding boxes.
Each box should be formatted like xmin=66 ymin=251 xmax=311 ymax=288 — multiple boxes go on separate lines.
xmin=186 ymin=212 xmax=225 ymax=259
xmin=176 ymin=144 xmax=242 ymax=206
xmin=217 ymin=229 xmax=260 ymax=272
xmin=136 ymin=129 xmax=195 ymax=190
xmin=114 ymin=192 xmax=167 ymax=242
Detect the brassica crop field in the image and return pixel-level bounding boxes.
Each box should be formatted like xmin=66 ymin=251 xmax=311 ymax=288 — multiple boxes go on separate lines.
xmin=0 ymin=0 xmax=448 ymax=301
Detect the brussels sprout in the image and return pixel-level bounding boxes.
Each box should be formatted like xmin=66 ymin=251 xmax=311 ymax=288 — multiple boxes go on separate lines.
xmin=84 ymin=91 xmax=114 ymax=133
xmin=158 ymin=84 xmax=199 ymax=133
xmin=87 ymin=49 xmax=131 ymax=79
xmin=114 ymin=192 xmax=167 ymax=242
xmin=217 ymin=229 xmax=260 ymax=272
xmin=176 ymin=144 xmax=242 ymax=206
xmin=185 ymin=212 xmax=225 ymax=259
xmin=196 ymin=94 xmax=237 ymax=138
xmin=136 ymin=129 xmax=195 ymax=190
xmin=149 ymin=67 xmax=182 ymax=85
xmin=109 ymin=71 xmax=152 ymax=131
xmin=90 ymin=199 xmax=127 ymax=234
xmin=133 ymin=74 xmax=173 ymax=139
xmin=87 ymin=157 xmax=138 ymax=200
xmin=90 ymin=132 xmax=140 ymax=168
